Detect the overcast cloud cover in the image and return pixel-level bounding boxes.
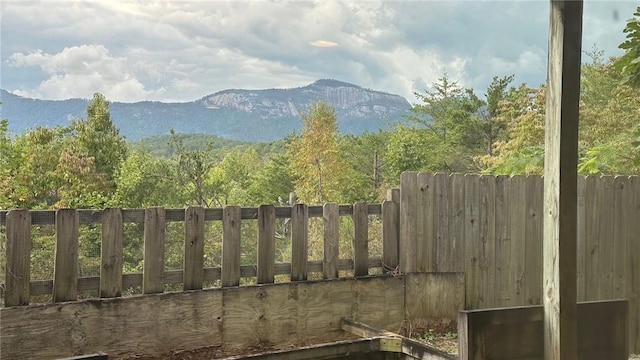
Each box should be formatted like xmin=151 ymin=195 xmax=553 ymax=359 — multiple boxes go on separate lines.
xmin=1 ymin=1 xmax=637 ymax=103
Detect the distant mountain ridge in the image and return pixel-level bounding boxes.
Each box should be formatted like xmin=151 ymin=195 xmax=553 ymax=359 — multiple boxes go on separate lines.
xmin=1 ymin=79 xmax=411 ymax=142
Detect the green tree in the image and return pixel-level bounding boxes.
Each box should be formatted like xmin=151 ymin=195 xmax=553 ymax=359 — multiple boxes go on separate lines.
xmin=615 ymin=6 xmax=640 ymax=87
xmin=247 ymin=152 xmax=295 ymax=205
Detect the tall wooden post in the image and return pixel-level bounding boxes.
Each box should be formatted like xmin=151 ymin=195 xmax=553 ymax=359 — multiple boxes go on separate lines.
xmin=543 ymin=1 xmax=583 ymax=359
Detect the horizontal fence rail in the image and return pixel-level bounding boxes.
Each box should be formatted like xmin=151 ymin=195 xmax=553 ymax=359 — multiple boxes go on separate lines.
xmin=1 ymin=198 xmax=400 ymax=307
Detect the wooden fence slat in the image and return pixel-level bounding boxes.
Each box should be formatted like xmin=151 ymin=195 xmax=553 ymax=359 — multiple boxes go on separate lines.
xmin=291 ymin=204 xmax=308 ymax=281
xmin=382 ymin=200 xmax=399 ymax=273
xmin=599 ymin=175 xmax=615 ymax=300
xmin=478 ymin=175 xmax=496 ymax=308
xmin=629 ymin=176 xmax=640 ymax=352
xmin=494 ymin=175 xmax=511 ymax=307
xmin=5 ymin=210 xmax=32 ymax=306
xmin=222 ymin=206 xmax=241 ymax=287
xmin=53 ymin=209 xmax=79 ymax=302
xmin=584 ymin=175 xmax=599 ymax=301
xmin=448 ymin=173 xmax=465 ymax=273
xmin=184 ymin=206 xmax=205 ymax=290
xmin=577 ymin=175 xmax=587 ymax=302
xmin=524 ymin=175 xmax=543 ymax=306
xmin=101 ymin=208 xmax=123 ymax=298
xmin=612 ymin=176 xmax=628 ymax=300
xmin=417 ymin=172 xmax=434 ymax=272
xmin=257 ymin=205 xmax=276 ymax=284
xmin=509 ymin=175 xmax=527 ymax=306
xmin=323 ymin=203 xmax=339 ymax=279
xmin=143 ymin=207 xmax=165 ymax=294
xmin=400 ymin=171 xmax=418 ymax=273
xmin=352 ymin=202 xmax=368 ymax=277
xmin=464 ymin=174 xmax=481 ymax=309
xmin=433 ymin=173 xmax=450 ymax=273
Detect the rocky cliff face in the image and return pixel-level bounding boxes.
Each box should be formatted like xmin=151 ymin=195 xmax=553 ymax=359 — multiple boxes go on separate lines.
xmin=2 ymin=80 xmax=411 ymax=142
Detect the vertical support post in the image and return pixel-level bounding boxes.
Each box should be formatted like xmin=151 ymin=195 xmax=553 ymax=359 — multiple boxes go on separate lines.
xmin=323 ymin=202 xmax=339 ymax=279
xmin=222 ymin=206 xmax=241 ymax=287
xmin=544 ymin=1 xmax=583 ymax=359
xmin=101 ymin=208 xmax=123 ymax=298
xmin=184 ymin=206 xmax=205 ymax=290
xmin=352 ymin=202 xmax=369 ymax=277
xmin=291 ymin=203 xmax=308 ymax=281
xmin=53 ymin=208 xmax=79 ymax=302
xmin=382 ymin=192 xmax=400 ymax=273
xmin=5 ymin=210 xmax=31 ymax=306
xmin=143 ymin=206 xmax=165 ymax=294
xmin=257 ymin=204 xmax=276 ymax=284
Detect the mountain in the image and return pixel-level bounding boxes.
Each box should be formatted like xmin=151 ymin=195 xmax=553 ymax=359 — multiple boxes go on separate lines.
xmin=0 ymin=79 xmax=411 ymax=142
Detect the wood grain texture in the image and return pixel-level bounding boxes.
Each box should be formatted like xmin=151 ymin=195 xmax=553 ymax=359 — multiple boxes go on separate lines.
xmin=433 ymin=173 xmax=449 ymax=273
xmin=222 ymin=206 xmax=241 ymax=287
xmin=400 ymin=172 xmax=417 ymax=273
xmin=100 ymin=208 xmax=123 ymax=298
xmin=525 ymin=175 xmax=543 ymax=306
xmin=629 ymin=176 xmax=640 ymax=352
xmin=381 ymin=200 xmax=399 ymax=273
xmin=323 ymin=203 xmax=339 ymax=279
xmin=416 ymin=172 xmax=433 ymax=272
xmin=290 ymin=204 xmax=308 ymax=281
xmin=478 ymin=175 xmax=496 ymax=308
xmin=448 ymin=173 xmax=465 ymax=273
xmin=5 ymin=210 xmax=31 ymax=306
xmin=494 ymin=175 xmax=511 ymax=307
xmin=53 ymin=209 xmax=79 ymax=303
xmin=509 ymin=175 xmax=527 ymax=306
xmin=543 ymin=1 xmax=582 ymax=358
xmin=143 ymin=207 xmax=165 ymax=294
xmin=352 ymin=202 xmax=369 ymax=277
xmin=184 ymin=206 xmax=205 ymax=290
xmin=464 ymin=174 xmax=481 ymax=309
xmin=404 ymin=273 xmax=465 ymax=324
xmin=257 ymin=205 xmax=276 ymax=284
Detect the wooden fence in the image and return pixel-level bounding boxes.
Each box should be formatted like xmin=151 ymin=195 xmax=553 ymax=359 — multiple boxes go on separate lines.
xmin=0 ymin=197 xmax=401 ymax=307
xmin=399 ymin=172 xmax=640 ymax=352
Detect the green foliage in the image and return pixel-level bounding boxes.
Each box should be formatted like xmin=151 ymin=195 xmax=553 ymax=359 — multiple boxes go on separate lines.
xmin=615 ymin=6 xmax=640 ymax=87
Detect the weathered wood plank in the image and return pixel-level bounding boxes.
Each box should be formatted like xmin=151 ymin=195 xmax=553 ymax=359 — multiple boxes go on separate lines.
xmin=400 ymin=171 xmax=418 ymax=273
xmin=53 ymin=209 xmax=79 ymax=303
xmin=448 ymin=173 xmax=465 ymax=273
xmin=509 ymin=175 xmax=527 ymax=306
xmin=5 ymin=210 xmax=32 ymax=306
xmin=584 ymin=175 xmax=599 ymax=300
xmin=629 ymin=176 xmax=640 ymax=353
xmin=524 ymin=175 xmax=543 ymax=307
xmin=101 ymin=208 xmax=123 ymax=298
xmin=382 ymin=200 xmax=399 ymax=273
xmin=416 ymin=172 xmax=433 ymax=272
xmin=257 ymin=205 xmax=276 ymax=284
xmin=143 ymin=207 xmax=165 ymax=294
xmin=458 ymin=300 xmax=627 ymax=360
xmin=464 ymin=174 xmax=481 ymax=309
xmin=290 ymin=204 xmax=308 ymax=281
xmin=478 ymin=175 xmax=496 ymax=308
xmin=404 ymin=273 xmax=465 ymax=325
xmin=543 ymin=1 xmax=583 ymax=358
xmin=323 ymin=203 xmax=339 ymax=279
xmin=494 ymin=175 xmax=511 ymax=307
xmin=598 ymin=175 xmax=615 ymax=299
xmin=222 ymin=206 xmax=241 ymax=287
xmin=576 ymin=175 xmax=586 ymax=302
xmin=612 ymin=176 xmax=628 ymax=300
xmin=184 ymin=206 xmax=205 ymax=290
xmin=354 ymin=276 xmax=404 ymax=331
xmin=433 ymin=173 xmax=450 ymax=273
xmin=353 ymin=202 xmax=369 ymax=277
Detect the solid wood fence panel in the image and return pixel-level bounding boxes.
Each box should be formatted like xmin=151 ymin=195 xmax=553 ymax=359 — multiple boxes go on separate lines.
xmin=479 ymin=175 xmax=496 ymax=308
xmin=629 ymin=176 xmax=640 ymax=352
xmin=577 ymin=175 xmax=587 ymax=302
xmin=464 ymin=174 xmax=481 ymax=309
xmin=448 ymin=173 xmax=465 ymax=273
xmin=352 ymin=202 xmax=368 ymax=277
xmin=257 ymin=205 xmax=276 ymax=284
xmin=509 ymin=175 xmax=527 ymax=306
xmin=416 ymin=172 xmax=433 ymax=272
xmin=323 ymin=203 xmax=339 ymax=279
xmin=400 ymin=171 xmax=417 ymax=273
xmin=524 ymin=175 xmax=543 ymax=306
xmin=101 ymin=208 xmax=123 ymax=298
xmin=612 ymin=176 xmax=628 ymax=300
xmin=53 ymin=209 xmax=79 ymax=303
xmin=291 ymin=204 xmax=308 ymax=281
xmin=494 ymin=175 xmax=512 ymax=307
xmin=5 ymin=209 xmax=31 ymax=306
xmin=382 ymin=200 xmax=399 ymax=273
xmin=184 ymin=206 xmax=205 ymax=290
xmin=222 ymin=206 xmax=241 ymax=287
xmin=434 ymin=173 xmax=450 ymax=273
xmin=143 ymin=207 xmax=165 ymax=294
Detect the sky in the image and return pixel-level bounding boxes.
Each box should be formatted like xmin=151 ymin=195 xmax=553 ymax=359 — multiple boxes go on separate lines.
xmin=1 ymin=1 xmax=637 ymax=104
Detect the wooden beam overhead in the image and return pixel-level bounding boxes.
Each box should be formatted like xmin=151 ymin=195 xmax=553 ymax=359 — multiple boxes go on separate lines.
xmin=543 ymin=1 xmax=583 ymax=359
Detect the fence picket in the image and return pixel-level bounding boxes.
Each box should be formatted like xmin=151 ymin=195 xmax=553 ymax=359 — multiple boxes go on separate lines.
xmin=5 ymin=210 xmax=32 ymax=306
xmin=291 ymin=204 xmax=308 ymax=281
xmin=353 ymin=202 xmax=368 ymax=277
xmin=382 ymin=199 xmax=399 ymax=273
xmin=434 ymin=173 xmax=449 ymax=272
xmin=478 ymin=175 xmax=496 ymax=308
xmin=400 ymin=171 xmax=418 ymax=273
xmin=509 ymin=175 xmax=527 ymax=306
xmin=417 ymin=172 xmax=434 ymax=272
xmin=101 ymin=208 xmax=123 ymax=298
xmin=524 ymin=175 xmax=543 ymax=305
xmin=53 ymin=209 xmax=79 ymax=302
xmin=184 ymin=206 xmax=205 ymax=290
xmin=323 ymin=203 xmax=339 ymax=279
xmin=257 ymin=205 xmax=276 ymax=284
xmin=222 ymin=206 xmax=241 ymax=287
xmin=612 ymin=176 xmax=628 ymax=300
xmin=464 ymin=174 xmax=481 ymax=309
xmin=143 ymin=207 xmax=165 ymax=294
xmin=494 ymin=175 xmax=511 ymax=307
xmin=448 ymin=173 xmax=465 ymax=273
